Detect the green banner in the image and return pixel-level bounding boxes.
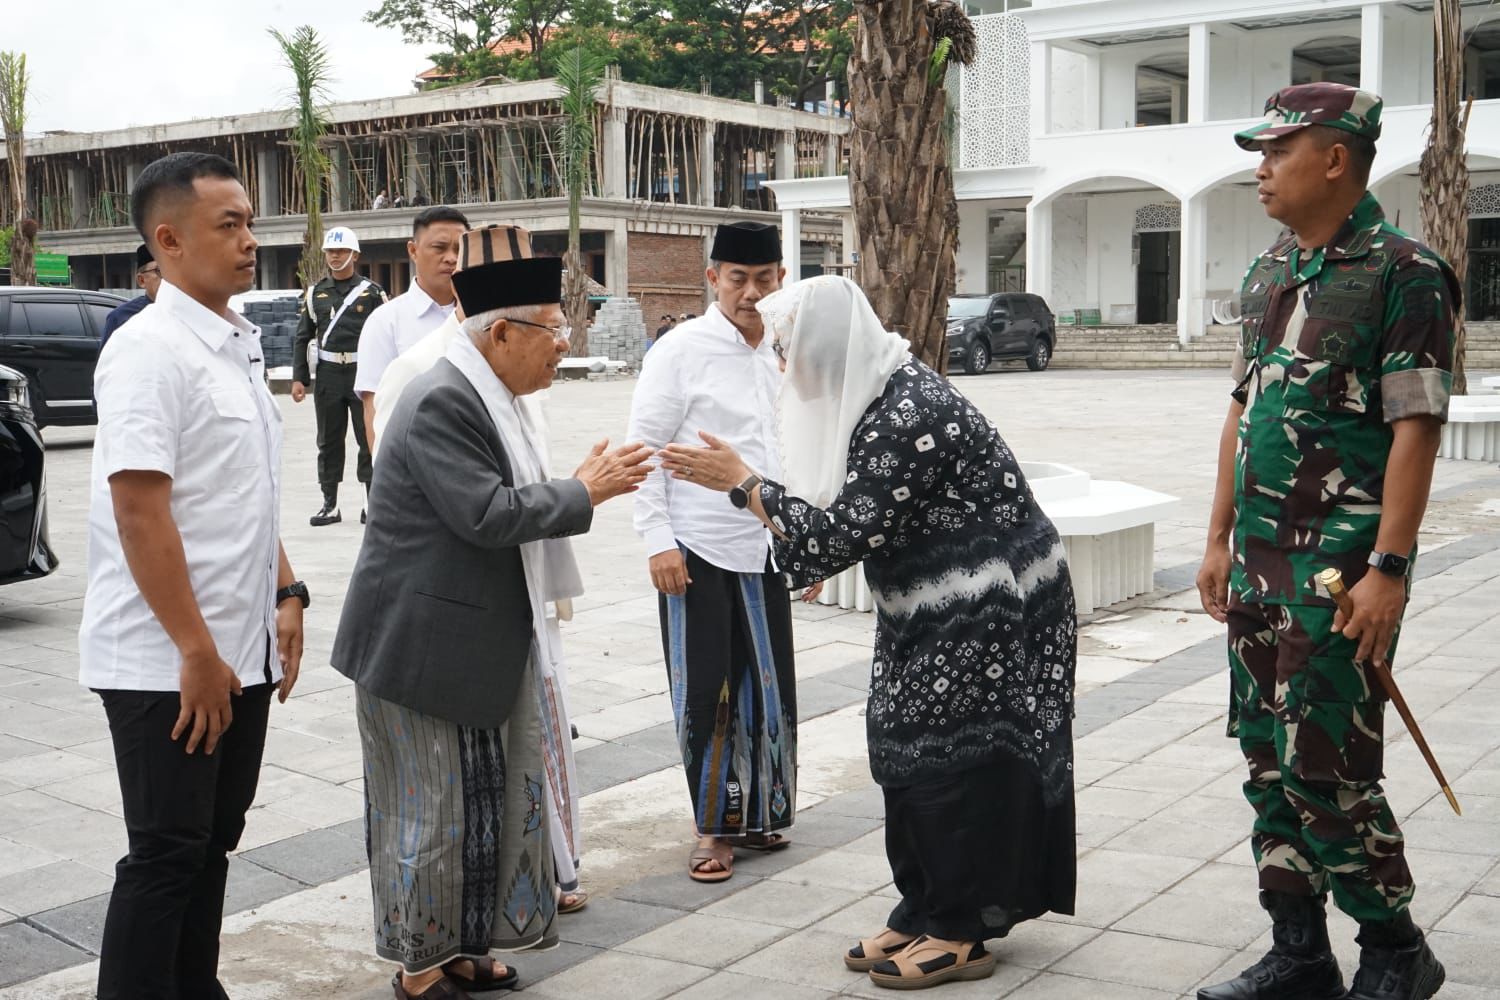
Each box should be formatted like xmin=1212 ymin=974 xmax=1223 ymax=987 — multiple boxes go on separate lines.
xmin=34 ymin=253 xmax=70 ymax=285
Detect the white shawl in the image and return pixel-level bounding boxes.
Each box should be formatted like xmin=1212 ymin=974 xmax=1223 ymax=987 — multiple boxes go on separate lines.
xmin=756 ymin=275 xmax=911 ymax=508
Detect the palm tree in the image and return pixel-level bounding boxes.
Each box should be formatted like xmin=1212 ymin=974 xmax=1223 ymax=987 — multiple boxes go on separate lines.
xmin=847 ymin=1 xmax=975 ymax=372
xmin=1419 ymin=0 xmax=1472 ymax=394
xmin=556 ymin=46 xmax=607 ymax=356
xmin=0 ymin=51 xmax=34 ymax=287
xmin=270 ymin=27 xmax=334 ymax=289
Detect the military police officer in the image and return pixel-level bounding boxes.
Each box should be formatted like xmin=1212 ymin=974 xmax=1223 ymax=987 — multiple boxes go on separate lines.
xmin=292 ymin=226 xmax=388 ymax=526
xmin=1196 ymin=84 xmax=1457 ymax=1000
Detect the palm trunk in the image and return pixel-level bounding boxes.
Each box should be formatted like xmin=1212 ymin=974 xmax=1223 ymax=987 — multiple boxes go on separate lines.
xmin=1 ymin=52 xmax=34 ymax=287
xmin=566 ymin=186 xmax=591 ymax=355
xmin=1418 ymin=0 xmax=1470 ymax=395
xmin=848 ymin=1 xmax=961 ymax=373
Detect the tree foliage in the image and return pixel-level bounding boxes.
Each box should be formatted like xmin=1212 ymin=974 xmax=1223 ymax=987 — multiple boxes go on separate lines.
xmin=367 ymin=0 xmax=854 ymax=107
xmin=556 ymin=45 xmax=607 ymax=354
xmin=0 ymin=51 xmax=34 ymax=287
xmin=270 ymin=27 xmax=335 ymax=289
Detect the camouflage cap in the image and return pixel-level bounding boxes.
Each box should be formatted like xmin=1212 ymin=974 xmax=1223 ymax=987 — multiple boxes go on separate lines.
xmin=1234 ymin=82 xmax=1382 ymax=151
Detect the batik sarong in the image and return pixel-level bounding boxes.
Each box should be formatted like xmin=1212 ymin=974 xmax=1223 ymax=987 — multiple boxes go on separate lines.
xmin=538 ymin=611 xmax=581 ymax=891
xmin=660 ymin=545 xmax=797 ymax=837
xmin=356 ymin=663 xmax=557 ymax=974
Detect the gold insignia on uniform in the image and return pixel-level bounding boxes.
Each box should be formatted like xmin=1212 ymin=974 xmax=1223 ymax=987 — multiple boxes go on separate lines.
xmin=356 ymin=305 xmax=364 ymax=312
xmin=317 ymin=292 xmax=330 ymax=298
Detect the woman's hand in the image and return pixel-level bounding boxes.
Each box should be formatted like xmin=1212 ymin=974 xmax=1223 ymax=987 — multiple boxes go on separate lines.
xmin=659 ymin=431 xmax=752 ymax=493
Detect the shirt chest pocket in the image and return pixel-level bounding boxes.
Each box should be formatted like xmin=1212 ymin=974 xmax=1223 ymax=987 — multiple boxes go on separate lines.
xmin=1288 ymin=297 xmax=1381 ymax=415
xmin=205 ymin=388 xmax=265 ymax=491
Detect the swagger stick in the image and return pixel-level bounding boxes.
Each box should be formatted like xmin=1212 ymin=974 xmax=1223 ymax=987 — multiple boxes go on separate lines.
xmin=1318 ymin=568 xmax=1461 ymax=816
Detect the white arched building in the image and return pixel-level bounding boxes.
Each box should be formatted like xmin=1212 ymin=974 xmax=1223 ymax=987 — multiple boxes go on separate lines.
xmin=768 ymin=0 xmax=1500 ymax=343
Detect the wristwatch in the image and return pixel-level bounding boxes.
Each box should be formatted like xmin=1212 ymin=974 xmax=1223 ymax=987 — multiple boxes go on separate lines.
xmin=276 ymin=581 xmax=311 ymax=608
xmin=729 ymin=473 xmax=763 ymax=510
xmin=1367 ymin=552 xmax=1410 ymax=577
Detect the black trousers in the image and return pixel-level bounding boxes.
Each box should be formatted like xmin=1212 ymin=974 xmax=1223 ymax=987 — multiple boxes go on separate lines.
xmin=314 ymin=361 xmax=371 ymax=491
xmin=883 ymin=757 xmax=1076 ymax=943
xmin=95 ymin=684 xmax=273 ymax=1000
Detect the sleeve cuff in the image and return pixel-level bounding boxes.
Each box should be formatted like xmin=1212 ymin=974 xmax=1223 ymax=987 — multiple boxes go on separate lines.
xmin=643 ymin=525 xmax=678 ymax=557
xmin=1383 ymin=368 xmax=1452 ymax=423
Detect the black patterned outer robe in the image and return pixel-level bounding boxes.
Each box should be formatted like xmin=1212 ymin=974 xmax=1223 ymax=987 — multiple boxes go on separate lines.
xmin=760 ymin=362 xmax=1077 ymax=804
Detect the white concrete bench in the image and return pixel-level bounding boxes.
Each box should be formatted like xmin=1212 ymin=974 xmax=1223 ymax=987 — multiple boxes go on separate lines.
xmin=1480 ymin=375 xmax=1500 ymax=393
xmin=815 ymin=461 xmax=1179 ymax=617
xmin=1439 ymin=394 xmax=1500 ymax=461
xmin=557 ymin=357 xmax=628 ymax=378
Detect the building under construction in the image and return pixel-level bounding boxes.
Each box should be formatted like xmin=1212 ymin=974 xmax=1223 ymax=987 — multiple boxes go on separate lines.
xmin=1 ymin=73 xmax=852 ymax=322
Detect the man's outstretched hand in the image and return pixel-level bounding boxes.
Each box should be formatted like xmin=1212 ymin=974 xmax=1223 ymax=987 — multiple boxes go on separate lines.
xmin=575 ymin=439 xmax=653 ymax=505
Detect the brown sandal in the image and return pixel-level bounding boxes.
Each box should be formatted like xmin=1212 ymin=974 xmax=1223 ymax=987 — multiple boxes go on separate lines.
xmin=845 ymin=931 xmax=919 ymax=972
xmin=867 ymin=936 xmax=995 ymax=990
xmin=391 ymin=973 xmax=472 ymax=999
xmin=442 ymin=956 xmax=517 ymax=992
xmin=688 ymin=838 xmax=734 ymax=883
xmin=728 ymin=831 xmax=790 ymax=852
xmin=558 ymin=887 xmax=589 ymax=914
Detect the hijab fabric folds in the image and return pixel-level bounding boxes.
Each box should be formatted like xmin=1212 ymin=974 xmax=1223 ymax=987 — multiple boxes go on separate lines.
xmin=757 ymin=275 xmax=911 ymax=508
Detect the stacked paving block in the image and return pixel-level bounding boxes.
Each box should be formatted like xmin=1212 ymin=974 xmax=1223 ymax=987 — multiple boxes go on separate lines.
xmin=586 ymin=298 xmax=649 ymax=368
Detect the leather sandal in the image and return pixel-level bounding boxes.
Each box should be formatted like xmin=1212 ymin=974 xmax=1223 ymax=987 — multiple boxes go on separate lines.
xmin=441 ymin=956 xmax=518 ymax=992
xmin=845 ymin=931 xmax=919 ymax=972
xmin=728 ymin=831 xmax=790 ymax=852
xmin=391 ymin=973 xmax=472 ymax=999
xmin=688 ymin=838 xmax=734 ymax=883
xmin=558 ymin=887 xmax=589 ymax=914
xmin=868 ymin=936 xmax=996 ymax=990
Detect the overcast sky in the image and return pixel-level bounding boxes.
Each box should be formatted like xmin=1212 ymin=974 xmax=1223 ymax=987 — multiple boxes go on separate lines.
xmin=12 ymin=0 xmax=437 ymax=134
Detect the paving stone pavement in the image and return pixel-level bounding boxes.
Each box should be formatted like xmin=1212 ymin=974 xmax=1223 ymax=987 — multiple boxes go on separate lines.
xmin=2 ymin=369 xmax=1500 ymax=998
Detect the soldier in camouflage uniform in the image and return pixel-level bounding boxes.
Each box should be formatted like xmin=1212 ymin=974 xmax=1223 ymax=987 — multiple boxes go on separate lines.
xmin=1196 ymin=84 xmax=1458 ymax=1000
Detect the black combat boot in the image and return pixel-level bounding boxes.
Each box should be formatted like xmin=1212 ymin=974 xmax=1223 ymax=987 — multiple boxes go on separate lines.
xmin=1345 ymin=912 xmax=1444 ymax=1000
xmin=310 ymin=490 xmax=341 ymax=527
xmin=1196 ymin=891 xmax=1345 ymax=1000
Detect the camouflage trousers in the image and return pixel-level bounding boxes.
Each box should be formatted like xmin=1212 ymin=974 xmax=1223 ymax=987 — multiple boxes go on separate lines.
xmin=1226 ymin=598 xmax=1414 ymax=922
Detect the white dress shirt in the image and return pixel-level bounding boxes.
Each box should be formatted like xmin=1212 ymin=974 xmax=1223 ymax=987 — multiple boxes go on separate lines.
xmin=80 ymin=281 xmax=284 ymax=691
xmin=371 ymin=313 xmax=462 ymax=455
xmin=353 ymin=278 xmax=457 ymax=396
xmin=626 ymin=304 xmax=782 ymax=573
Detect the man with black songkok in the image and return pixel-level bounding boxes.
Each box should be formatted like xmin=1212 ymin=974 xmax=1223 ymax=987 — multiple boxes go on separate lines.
xmin=626 ymin=220 xmax=813 ymax=883
xmin=333 ymin=244 xmax=650 ymax=999
xmin=101 ymin=244 xmax=162 ymax=346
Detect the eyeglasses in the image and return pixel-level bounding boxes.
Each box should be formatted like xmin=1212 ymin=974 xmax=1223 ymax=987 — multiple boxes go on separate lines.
xmin=140 ymin=265 xmax=161 ymax=277
xmin=508 ymin=318 xmax=572 ymax=341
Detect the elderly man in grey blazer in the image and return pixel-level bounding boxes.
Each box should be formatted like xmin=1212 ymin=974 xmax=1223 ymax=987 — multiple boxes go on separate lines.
xmin=332 ymin=236 xmax=651 ymax=1000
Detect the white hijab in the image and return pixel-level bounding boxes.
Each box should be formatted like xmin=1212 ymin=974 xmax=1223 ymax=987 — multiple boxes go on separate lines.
xmin=758 ymin=275 xmax=912 ymax=508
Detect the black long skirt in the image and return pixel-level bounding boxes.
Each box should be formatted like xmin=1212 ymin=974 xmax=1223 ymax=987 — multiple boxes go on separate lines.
xmin=882 ymin=755 xmax=1076 ymax=942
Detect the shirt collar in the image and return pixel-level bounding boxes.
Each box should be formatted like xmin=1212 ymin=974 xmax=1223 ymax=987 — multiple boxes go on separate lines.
xmin=407 ymin=278 xmax=456 ymax=319
xmin=155 ymin=280 xmax=256 ymax=352
xmin=1323 ymin=192 xmax=1385 ymax=262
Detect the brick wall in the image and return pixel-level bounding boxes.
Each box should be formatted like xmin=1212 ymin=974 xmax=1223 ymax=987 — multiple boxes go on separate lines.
xmin=628 ymin=232 xmax=709 ymax=334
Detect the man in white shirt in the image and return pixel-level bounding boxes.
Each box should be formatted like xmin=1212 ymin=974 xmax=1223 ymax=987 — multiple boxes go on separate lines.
xmin=354 ymin=205 xmax=468 ymax=447
xmin=626 ymin=221 xmax=808 ymax=884
xmin=371 ymin=224 xmax=533 ymax=455
xmin=80 ymin=151 xmax=306 ymax=1000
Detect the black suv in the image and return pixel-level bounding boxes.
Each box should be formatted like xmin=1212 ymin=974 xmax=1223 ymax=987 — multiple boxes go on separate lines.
xmin=0 ymin=364 xmax=58 ymax=584
xmin=0 ymin=287 xmax=129 ymax=428
xmin=946 ymin=292 xmax=1056 ymax=375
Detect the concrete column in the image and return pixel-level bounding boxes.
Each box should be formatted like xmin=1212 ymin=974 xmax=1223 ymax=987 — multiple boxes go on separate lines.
xmin=1025 ymin=199 xmax=1053 ymax=304
xmin=956 ymin=200 xmax=988 ymax=294
xmin=776 ymin=130 xmax=797 ymax=181
xmin=404 ymin=140 xmax=426 ymax=201
xmin=841 ymin=211 xmax=858 ymax=267
xmin=329 ymin=145 xmax=349 ymax=213
xmin=781 ymin=208 xmax=802 ymax=283
xmin=255 ymin=148 xmax=282 ymax=217
xmin=1177 ymin=193 xmax=1209 ymax=344
xmin=1030 ymin=41 xmax=1052 ymax=138
xmin=500 ymin=130 xmax=525 ymax=201
xmin=603 ymin=108 xmax=628 ymax=199
xmin=1360 ymin=4 xmax=1386 ymax=97
xmin=604 ymin=220 xmax=629 ymax=295
xmin=823 ymin=133 xmax=839 ymax=176
xmin=125 ymin=160 xmax=145 ymax=194
xmin=1083 ymin=51 xmax=1102 ymax=132
xmin=1188 ymin=23 xmax=1210 ymax=124
xmin=696 ymin=122 xmax=716 ymax=206
xmin=66 ymin=165 xmax=90 ymax=228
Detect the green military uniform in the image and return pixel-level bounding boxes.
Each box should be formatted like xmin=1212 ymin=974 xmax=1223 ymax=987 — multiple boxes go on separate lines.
xmin=293 ymin=274 xmax=388 ymax=499
xmin=1226 ymin=88 xmax=1460 ymax=926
